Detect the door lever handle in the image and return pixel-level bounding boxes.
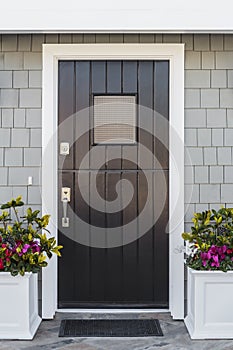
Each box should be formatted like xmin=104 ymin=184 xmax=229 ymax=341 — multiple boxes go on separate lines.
xmin=61 ymin=187 xmax=71 ymax=227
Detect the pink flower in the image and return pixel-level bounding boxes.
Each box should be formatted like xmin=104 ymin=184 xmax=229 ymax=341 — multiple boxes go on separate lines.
xmin=17 ymin=243 xmax=30 ymax=256
xmin=200 ymin=245 xmax=228 ymax=268
xmin=222 ymin=245 xmax=227 ymax=253
xmin=211 ymin=255 xmax=219 ymax=267
xmin=31 ymin=242 xmax=40 ymax=253
xmin=22 ymin=244 xmax=30 ymax=253
xmin=5 ymin=249 xmax=12 ymax=257
xmin=0 ymin=258 xmax=4 ymax=270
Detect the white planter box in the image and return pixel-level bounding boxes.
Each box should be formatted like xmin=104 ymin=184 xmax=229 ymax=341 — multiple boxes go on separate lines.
xmin=185 ymin=268 xmax=233 ymax=339
xmin=0 ymin=272 xmax=41 ymax=339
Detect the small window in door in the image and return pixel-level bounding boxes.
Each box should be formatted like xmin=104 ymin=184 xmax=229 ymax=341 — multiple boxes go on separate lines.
xmin=93 ymin=95 xmax=136 ymax=144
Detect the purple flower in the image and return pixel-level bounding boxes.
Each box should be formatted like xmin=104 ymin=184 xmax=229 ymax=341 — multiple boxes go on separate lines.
xmin=22 ymin=244 xmax=30 ymax=253
xmin=222 ymin=245 xmax=227 ymax=253
xmin=200 ymin=252 xmax=210 ymax=260
xmin=200 ymin=252 xmax=206 ymax=260
xmin=211 ymin=260 xmax=220 ymax=267
xmin=200 ymin=245 xmax=229 ymax=268
xmin=200 ymin=252 xmax=211 ymax=267
xmin=31 ymin=242 xmax=40 ymax=253
xmin=209 ymin=245 xmax=217 ymax=254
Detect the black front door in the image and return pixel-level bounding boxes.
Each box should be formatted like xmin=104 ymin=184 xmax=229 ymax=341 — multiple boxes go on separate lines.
xmin=58 ymin=60 xmax=169 ymax=308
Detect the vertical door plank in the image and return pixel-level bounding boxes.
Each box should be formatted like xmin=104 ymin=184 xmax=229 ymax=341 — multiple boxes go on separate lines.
xmin=105 ymin=172 xmax=123 ymax=301
xmin=138 ymin=61 xmax=154 ymax=170
xmin=154 ymin=61 xmax=169 ymax=119
xmin=122 ymin=61 xmax=137 ymax=171
xmin=74 ymin=171 xmax=90 ymax=302
xmin=106 ymin=145 xmax=121 ymax=170
xmin=122 ymin=145 xmax=138 ymax=169
xmin=89 ymin=171 xmax=106 ymax=301
xmin=107 ymin=61 xmax=121 ymax=93
xmin=58 ymin=61 xmax=75 ymax=170
xmin=138 ymin=171 xmax=154 ymax=302
xmin=154 ymin=61 xmax=169 ymax=170
xmin=90 ymin=146 xmax=106 ymax=170
xmin=75 ymin=61 xmax=90 ymax=169
xmin=122 ymin=61 xmax=137 ymax=93
xmin=58 ymin=171 xmax=75 ymax=306
xmin=91 ymin=61 xmax=106 ymax=93
xmin=90 ymin=61 xmax=106 ymax=171
xmin=153 ymin=170 xmax=169 ymax=306
xmin=122 ymin=172 xmax=138 ymax=302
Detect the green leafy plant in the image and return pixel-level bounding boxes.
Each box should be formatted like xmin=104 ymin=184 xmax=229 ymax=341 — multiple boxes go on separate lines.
xmin=182 ymin=207 xmax=233 ymax=272
xmin=0 ymin=196 xmax=62 ymax=276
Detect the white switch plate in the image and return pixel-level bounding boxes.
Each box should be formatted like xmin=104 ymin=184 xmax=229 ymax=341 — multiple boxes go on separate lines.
xmin=60 ymin=142 xmax=69 ymax=155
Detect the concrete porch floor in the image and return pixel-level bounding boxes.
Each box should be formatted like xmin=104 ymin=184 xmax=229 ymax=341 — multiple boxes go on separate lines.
xmin=1 ymin=313 xmax=233 ymax=350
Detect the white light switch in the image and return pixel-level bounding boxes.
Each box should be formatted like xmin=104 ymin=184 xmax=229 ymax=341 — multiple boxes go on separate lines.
xmin=60 ymin=142 xmax=70 ymax=155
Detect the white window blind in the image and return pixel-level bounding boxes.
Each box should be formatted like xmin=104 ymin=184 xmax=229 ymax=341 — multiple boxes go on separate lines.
xmin=93 ymin=95 xmax=136 ymax=144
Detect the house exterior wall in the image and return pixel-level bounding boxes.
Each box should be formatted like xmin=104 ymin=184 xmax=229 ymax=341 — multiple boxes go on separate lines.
xmin=0 ymin=33 xmax=233 ymax=309
xmin=1 ymin=34 xmax=233 ymax=223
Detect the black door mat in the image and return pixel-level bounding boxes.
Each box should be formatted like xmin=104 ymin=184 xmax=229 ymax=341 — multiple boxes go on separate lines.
xmin=59 ymin=319 xmax=163 ymax=337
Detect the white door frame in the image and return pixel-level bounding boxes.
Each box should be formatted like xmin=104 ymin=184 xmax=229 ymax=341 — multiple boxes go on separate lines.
xmin=42 ymin=43 xmax=184 ymax=320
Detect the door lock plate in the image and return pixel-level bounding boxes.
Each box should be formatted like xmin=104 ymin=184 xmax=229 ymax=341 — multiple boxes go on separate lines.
xmin=60 ymin=142 xmax=70 ymax=155
xmin=61 ymin=187 xmax=71 ymax=202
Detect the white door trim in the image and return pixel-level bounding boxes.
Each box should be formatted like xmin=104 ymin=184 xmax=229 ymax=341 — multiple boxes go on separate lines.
xmin=42 ymin=43 xmax=184 ymax=320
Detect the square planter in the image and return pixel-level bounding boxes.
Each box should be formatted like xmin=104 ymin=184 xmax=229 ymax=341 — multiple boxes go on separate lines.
xmin=0 ymin=272 xmax=41 ymax=339
xmin=185 ymin=267 xmax=233 ymax=339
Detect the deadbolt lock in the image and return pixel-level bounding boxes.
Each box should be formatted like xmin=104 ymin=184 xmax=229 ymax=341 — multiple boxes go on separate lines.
xmin=60 ymin=142 xmax=70 ymax=155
